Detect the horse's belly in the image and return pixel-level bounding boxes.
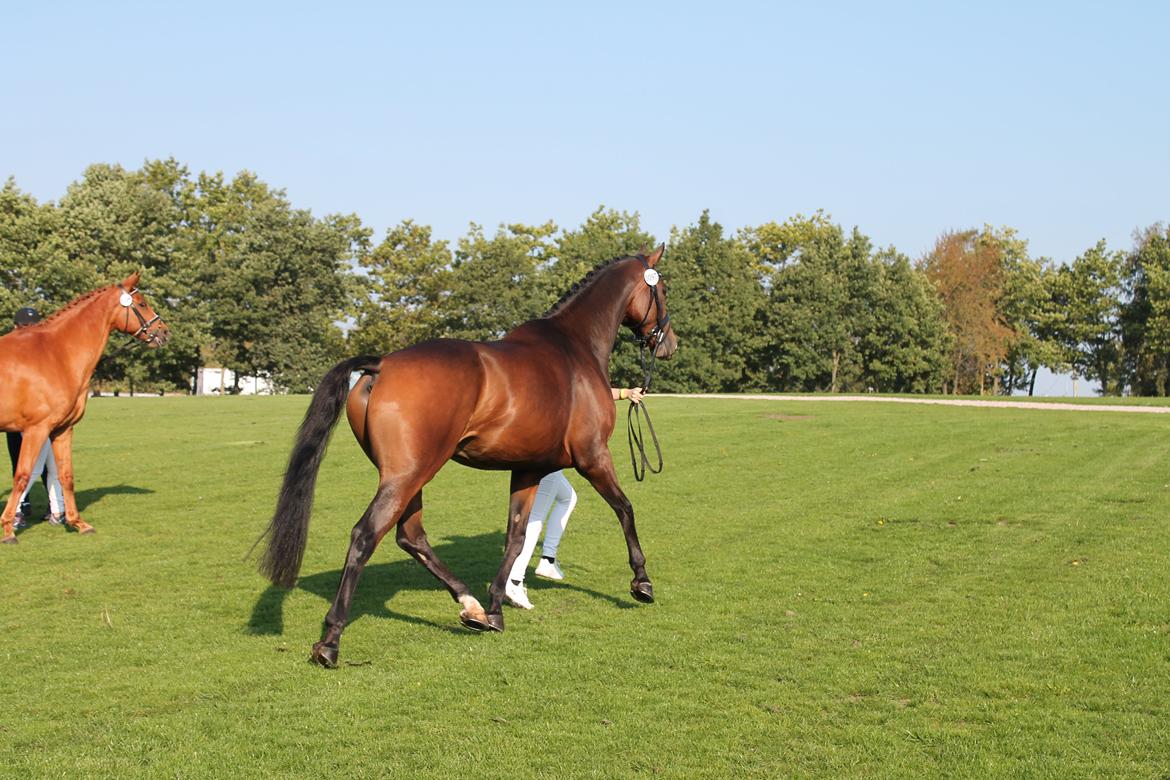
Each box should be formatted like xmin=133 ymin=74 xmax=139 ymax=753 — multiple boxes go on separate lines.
xmin=451 ymin=434 xmax=568 ymax=471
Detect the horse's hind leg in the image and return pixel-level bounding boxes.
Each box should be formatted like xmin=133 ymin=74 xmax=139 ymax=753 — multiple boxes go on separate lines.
xmin=312 ymin=482 xmax=406 ymax=668
xmin=483 ymin=471 xmax=542 ymax=624
xmin=394 ymin=490 xmax=493 ymax=631
xmin=49 ymin=427 xmax=93 ymax=534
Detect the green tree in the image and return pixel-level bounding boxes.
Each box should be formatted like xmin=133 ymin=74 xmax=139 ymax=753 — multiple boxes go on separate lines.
xmin=348 ymin=220 xmax=452 ymax=355
xmin=1120 ymin=224 xmax=1170 ymax=395
xmin=991 ymin=227 xmax=1055 ymax=395
xmin=653 ymin=211 xmax=765 ymax=392
xmin=1044 ymin=241 xmax=1123 ymax=394
xmin=0 ymin=178 xmax=61 ymax=325
xmin=862 ymin=249 xmax=952 ymax=393
xmin=193 ymin=171 xmax=368 ymax=391
xmin=544 ymin=207 xmax=654 ymax=303
xmin=445 ymin=221 xmax=557 ymax=340
xmin=748 ymin=214 xmax=878 ymax=392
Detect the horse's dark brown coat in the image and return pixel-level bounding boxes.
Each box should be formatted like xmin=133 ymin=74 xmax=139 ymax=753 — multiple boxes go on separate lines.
xmin=259 ymin=248 xmax=677 ymax=667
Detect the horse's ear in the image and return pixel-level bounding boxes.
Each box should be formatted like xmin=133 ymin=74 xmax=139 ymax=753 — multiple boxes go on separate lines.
xmin=645 ymin=243 xmax=665 ymax=267
xmin=121 ymin=270 xmax=141 ymax=290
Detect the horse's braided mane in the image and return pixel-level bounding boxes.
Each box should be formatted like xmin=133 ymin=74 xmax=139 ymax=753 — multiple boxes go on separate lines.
xmin=543 ymin=254 xmax=635 ymax=317
xmin=26 ymin=284 xmax=117 ymax=328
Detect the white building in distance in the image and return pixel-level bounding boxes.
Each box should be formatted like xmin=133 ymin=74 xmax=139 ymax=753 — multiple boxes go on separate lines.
xmin=194 ymin=367 xmax=275 ymax=396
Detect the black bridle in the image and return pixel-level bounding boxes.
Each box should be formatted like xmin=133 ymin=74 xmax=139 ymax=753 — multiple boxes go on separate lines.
xmin=626 ymin=257 xmax=669 ymax=481
xmin=631 ymin=265 xmax=670 ymax=360
xmin=119 ymin=287 xmax=166 ymax=347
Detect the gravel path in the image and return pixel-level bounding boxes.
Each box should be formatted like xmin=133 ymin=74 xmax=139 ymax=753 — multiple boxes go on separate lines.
xmin=663 ymin=393 xmax=1170 ymax=414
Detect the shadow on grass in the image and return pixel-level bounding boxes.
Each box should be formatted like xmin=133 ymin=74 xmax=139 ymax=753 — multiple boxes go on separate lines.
xmin=247 ymin=529 xmax=637 ymax=636
xmin=75 ymin=483 xmax=155 ymax=512
xmin=8 ymin=483 xmax=154 ymax=536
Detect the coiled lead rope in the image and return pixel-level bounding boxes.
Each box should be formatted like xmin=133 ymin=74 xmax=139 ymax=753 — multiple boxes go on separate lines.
xmin=626 ymin=339 xmax=664 ymax=481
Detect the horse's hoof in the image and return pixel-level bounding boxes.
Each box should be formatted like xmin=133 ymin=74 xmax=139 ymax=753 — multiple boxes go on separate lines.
xmin=78 ymin=525 xmax=95 ymax=535
xmin=1 ymin=535 xmax=16 ymax=545
xmin=310 ymin=642 xmax=338 ymax=668
xmin=485 ymin=612 xmax=504 ymax=632
xmin=459 ymin=612 xmax=491 ymax=632
xmin=459 ymin=596 xmax=492 ymax=632
xmin=630 ymin=580 xmax=655 ymax=603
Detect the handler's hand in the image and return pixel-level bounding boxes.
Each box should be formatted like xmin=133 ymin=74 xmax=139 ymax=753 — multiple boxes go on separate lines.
xmin=628 ymin=387 xmax=645 ymax=404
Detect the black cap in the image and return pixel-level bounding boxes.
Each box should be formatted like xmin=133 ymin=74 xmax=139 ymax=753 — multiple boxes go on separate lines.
xmin=14 ymin=307 xmax=40 ymax=326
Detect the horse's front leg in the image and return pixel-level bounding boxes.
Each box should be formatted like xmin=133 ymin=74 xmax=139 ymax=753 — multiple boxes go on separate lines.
xmin=1 ymin=427 xmax=49 ymax=543
xmin=49 ymin=427 xmax=93 ymax=534
xmin=576 ymin=455 xmax=654 ymax=603
xmin=484 ymin=471 xmax=543 ymax=625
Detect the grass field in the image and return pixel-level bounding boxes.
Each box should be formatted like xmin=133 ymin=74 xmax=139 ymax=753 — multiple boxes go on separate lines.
xmin=2 ymin=395 xmax=1169 ymax=778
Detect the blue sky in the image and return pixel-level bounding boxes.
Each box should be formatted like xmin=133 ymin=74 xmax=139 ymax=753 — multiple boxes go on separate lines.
xmin=2 ymin=2 xmax=1166 ymax=390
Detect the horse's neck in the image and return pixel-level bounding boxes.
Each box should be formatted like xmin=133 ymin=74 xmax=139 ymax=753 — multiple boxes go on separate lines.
xmin=42 ymin=289 xmax=119 ymax=387
xmin=545 ymin=269 xmax=632 ymax=373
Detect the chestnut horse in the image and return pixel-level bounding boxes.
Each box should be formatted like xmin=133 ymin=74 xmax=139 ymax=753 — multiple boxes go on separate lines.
xmin=259 ymin=246 xmax=678 ymax=667
xmin=0 ymin=272 xmax=169 ymax=543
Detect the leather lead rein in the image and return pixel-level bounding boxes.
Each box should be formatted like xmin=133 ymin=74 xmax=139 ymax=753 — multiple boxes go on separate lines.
xmin=627 ymin=258 xmax=667 ymax=481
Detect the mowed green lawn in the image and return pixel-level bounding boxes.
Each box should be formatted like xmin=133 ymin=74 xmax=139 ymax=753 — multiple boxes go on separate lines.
xmin=2 ymin=395 xmax=1168 ymax=778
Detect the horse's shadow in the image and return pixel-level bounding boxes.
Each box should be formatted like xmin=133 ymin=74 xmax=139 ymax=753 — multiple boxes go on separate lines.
xmin=246 ymin=530 xmax=636 ymax=636
xmin=75 ymin=483 xmax=155 ymax=512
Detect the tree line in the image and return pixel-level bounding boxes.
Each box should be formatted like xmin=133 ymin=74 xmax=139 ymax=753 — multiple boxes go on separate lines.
xmin=1 ymin=160 xmax=1166 ymax=396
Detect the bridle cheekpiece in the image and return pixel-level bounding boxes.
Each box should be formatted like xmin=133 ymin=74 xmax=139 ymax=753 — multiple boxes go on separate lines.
xmin=632 ymin=257 xmax=670 ymax=353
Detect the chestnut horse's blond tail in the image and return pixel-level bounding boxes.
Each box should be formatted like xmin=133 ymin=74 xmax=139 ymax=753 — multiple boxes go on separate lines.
xmin=258 ymin=355 xmax=381 ymax=588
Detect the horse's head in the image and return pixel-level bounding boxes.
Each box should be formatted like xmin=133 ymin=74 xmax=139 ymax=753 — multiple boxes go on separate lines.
xmin=624 ymin=244 xmax=678 ymax=359
xmin=113 ymin=271 xmax=170 ymax=347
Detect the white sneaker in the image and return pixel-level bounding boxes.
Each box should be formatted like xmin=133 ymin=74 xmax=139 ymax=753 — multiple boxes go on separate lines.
xmin=505 ymin=581 xmax=534 ymax=610
xmin=535 ymin=558 xmax=565 ymax=581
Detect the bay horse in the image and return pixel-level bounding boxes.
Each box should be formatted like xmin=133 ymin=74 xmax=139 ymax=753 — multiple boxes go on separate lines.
xmin=259 ymin=246 xmax=678 ymax=667
xmin=0 ymin=271 xmax=169 ymax=543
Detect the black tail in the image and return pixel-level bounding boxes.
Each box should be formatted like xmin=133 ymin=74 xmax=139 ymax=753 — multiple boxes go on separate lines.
xmin=257 ymin=355 xmax=381 ymax=587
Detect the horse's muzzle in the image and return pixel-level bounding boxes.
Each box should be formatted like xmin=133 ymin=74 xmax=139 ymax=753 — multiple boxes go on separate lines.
xmin=654 ymin=327 xmax=679 ymax=359
xmin=145 ymin=324 xmax=171 ymax=348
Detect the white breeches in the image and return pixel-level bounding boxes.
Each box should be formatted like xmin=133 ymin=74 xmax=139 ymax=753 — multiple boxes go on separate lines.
xmin=19 ymin=440 xmax=64 ymax=515
xmin=508 ymin=470 xmax=578 ymax=582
